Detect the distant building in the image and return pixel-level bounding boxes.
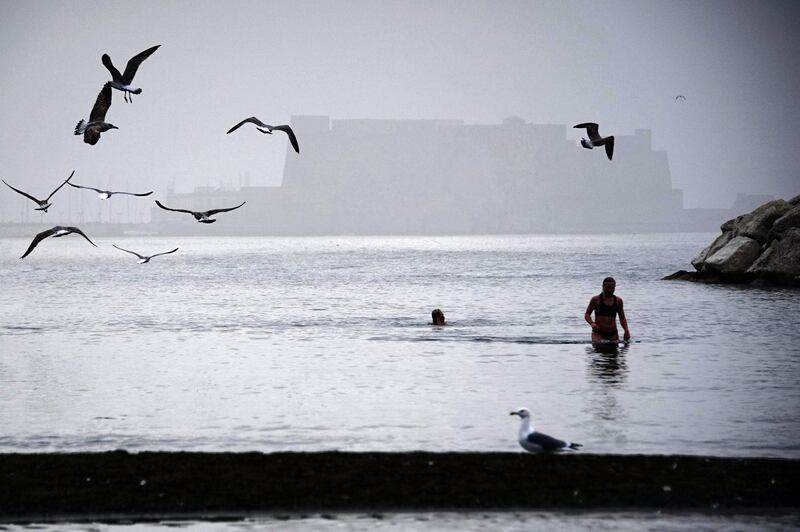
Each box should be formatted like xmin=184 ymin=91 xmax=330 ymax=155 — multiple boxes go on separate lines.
xmin=150 ymin=116 xmax=766 ymax=235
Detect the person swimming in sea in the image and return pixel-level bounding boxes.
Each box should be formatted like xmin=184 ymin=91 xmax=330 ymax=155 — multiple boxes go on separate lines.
xmin=584 ymin=277 xmax=631 ymax=343
xmin=431 ymin=308 xmax=446 ymax=326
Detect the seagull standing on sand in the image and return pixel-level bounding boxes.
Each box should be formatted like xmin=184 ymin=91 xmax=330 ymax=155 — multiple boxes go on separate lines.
xmin=154 ymin=200 xmax=246 ymax=224
xmin=510 ymin=408 xmax=582 ymax=453
xmin=20 ymin=226 xmax=97 ymax=259
xmin=113 ymin=244 xmax=178 ymax=264
xmin=75 ymin=83 xmax=117 ymax=145
xmin=2 ymin=171 xmax=74 ymax=212
xmin=68 ymin=182 xmax=153 ymax=200
xmin=574 ymin=123 xmax=614 ymax=161
xmin=226 ymin=117 xmax=300 ymax=154
xmin=102 ymin=45 xmax=161 ymax=103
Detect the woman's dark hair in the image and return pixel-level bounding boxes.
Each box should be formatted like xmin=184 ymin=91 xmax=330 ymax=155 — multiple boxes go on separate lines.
xmin=602 ymin=277 xmax=616 ymax=285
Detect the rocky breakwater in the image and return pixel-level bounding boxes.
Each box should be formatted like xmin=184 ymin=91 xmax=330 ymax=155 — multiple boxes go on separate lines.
xmin=665 ymin=195 xmax=800 ymax=286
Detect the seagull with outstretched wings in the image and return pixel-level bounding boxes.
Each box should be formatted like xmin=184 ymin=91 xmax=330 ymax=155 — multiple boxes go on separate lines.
xmin=20 ymin=226 xmax=97 ymax=259
xmin=227 ymin=117 xmax=300 ymax=154
xmin=2 ymin=170 xmax=74 ymax=212
xmin=102 ymin=45 xmax=161 ymax=102
xmin=155 ymin=200 xmax=246 ymax=224
xmin=68 ymin=182 xmax=153 ymax=200
xmin=574 ymin=122 xmax=614 ymax=161
xmin=113 ymin=244 xmax=178 ymax=264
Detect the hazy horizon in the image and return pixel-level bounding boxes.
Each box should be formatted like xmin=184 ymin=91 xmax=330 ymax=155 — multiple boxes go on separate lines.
xmin=1 ymin=0 xmax=799 ymax=229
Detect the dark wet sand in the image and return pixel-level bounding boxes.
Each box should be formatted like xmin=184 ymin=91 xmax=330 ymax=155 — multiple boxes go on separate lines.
xmin=0 ymin=452 xmax=797 ymax=522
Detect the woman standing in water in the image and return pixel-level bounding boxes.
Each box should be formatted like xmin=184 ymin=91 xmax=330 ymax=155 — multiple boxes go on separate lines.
xmin=585 ymin=277 xmax=631 ymax=343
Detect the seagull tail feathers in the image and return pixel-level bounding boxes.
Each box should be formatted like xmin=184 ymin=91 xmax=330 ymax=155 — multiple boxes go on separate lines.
xmin=74 ymin=120 xmax=86 ymax=135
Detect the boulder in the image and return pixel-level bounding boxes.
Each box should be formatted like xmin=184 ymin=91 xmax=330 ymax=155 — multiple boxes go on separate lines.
xmin=747 ymin=227 xmax=800 ymax=283
xmin=691 ymin=231 xmax=732 ymax=270
xmin=732 ymin=199 xmax=792 ymax=244
xmin=704 ymin=236 xmax=761 ymax=274
xmin=770 ymin=204 xmax=800 ymax=236
xmin=789 ymin=194 xmax=800 ymax=205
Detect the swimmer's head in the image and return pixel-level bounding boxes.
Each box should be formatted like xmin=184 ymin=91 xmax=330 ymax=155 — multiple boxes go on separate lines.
xmin=431 ymin=308 xmax=446 ymax=326
xmin=602 ymin=277 xmax=616 ymax=295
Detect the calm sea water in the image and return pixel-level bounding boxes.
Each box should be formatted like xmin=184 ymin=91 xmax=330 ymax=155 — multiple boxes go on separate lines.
xmin=0 ymin=234 xmax=798 ymax=457
xmin=2 ymin=512 xmax=799 ymax=531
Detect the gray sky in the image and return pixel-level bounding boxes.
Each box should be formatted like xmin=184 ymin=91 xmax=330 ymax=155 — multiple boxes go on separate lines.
xmin=0 ymin=0 xmax=798 ymax=212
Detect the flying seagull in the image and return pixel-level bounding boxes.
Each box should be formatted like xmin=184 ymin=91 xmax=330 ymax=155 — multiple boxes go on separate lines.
xmin=68 ymin=182 xmax=153 ymax=200
xmin=226 ymin=117 xmax=300 ymax=154
xmin=510 ymin=408 xmax=582 ymax=453
xmin=102 ymin=45 xmax=161 ymax=102
xmin=155 ymin=200 xmax=246 ymax=224
xmin=113 ymin=244 xmax=178 ymax=264
xmin=2 ymin=170 xmax=74 ymax=212
xmin=75 ymin=82 xmax=117 ymax=145
xmin=20 ymin=226 xmax=97 ymax=259
xmin=574 ymin=123 xmax=614 ymax=161
xmin=675 ymin=95 xmax=686 ymax=100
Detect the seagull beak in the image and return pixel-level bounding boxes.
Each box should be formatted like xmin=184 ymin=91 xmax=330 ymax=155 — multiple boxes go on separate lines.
xmin=509 ymin=412 xmax=519 ymax=416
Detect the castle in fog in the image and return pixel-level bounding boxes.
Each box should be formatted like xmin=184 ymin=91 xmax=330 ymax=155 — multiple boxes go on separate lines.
xmin=150 ymin=116 xmax=761 ymax=235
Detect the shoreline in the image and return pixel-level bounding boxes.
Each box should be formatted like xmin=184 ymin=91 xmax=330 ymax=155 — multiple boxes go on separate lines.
xmin=1 ymin=452 xmax=797 ymax=522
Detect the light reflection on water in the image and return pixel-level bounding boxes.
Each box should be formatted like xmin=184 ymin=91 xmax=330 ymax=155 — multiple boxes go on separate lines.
xmin=3 ymin=512 xmax=799 ymax=531
xmin=0 ymin=234 xmax=798 ymax=456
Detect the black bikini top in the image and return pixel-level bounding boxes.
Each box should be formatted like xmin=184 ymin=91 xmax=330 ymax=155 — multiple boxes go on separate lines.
xmin=595 ymin=293 xmax=618 ymax=318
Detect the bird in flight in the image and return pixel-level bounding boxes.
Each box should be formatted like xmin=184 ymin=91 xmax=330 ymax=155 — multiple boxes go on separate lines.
xmin=675 ymin=95 xmax=686 ymax=101
xmin=574 ymin=122 xmax=614 ymax=161
xmin=510 ymin=408 xmax=582 ymax=453
xmin=113 ymin=244 xmax=178 ymax=264
xmin=2 ymin=170 xmax=74 ymax=212
xmin=226 ymin=117 xmax=300 ymax=154
xmin=20 ymin=226 xmax=97 ymax=259
xmin=155 ymin=200 xmax=246 ymax=224
xmin=68 ymin=182 xmax=153 ymax=200
xmin=75 ymin=83 xmax=117 ymax=145
xmin=102 ymin=45 xmax=161 ymax=103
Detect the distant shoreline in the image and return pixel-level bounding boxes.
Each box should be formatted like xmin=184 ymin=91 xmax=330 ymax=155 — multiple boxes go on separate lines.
xmin=0 ymin=451 xmax=797 ymax=522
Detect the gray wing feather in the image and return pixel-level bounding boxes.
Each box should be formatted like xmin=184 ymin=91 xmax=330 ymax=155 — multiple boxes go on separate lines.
xmin=112 ymin=244 xmax=145 ymax=259
xmin=20 ymin=227 xmax=58 ymax=259
xmin=205 ymin=201 xmax=246 ymax=216
xmin=527 ymin=431 xmax=567 ymax=451
xmin=101 ymin=54 xmax=122 ymax=82
xmin=46 ymin=170 xmax=75 ymax=201
xmin=574 ymin=122 xmax=601 ymax=141
xmin=68 ymin=182 xmax=104 ymax=193
xmin=3 ymin=180 xmax=42 ymax=204
xmin=155 ymin=200 xmax=195 ymax=215
xmin=272 ymin=125 xmax=300 ymax=154
xmin=150 ymin=247 xmax=179 ymax=259
xmin=66 ymin=227 xmax=97 ymax=247
xmin=227 ymin=117 xmax=269 ymax=134
xmin=122 ymin=45 xmax=160 ymax=84
xmin=89 ymin=83 xmax=113 ymax=122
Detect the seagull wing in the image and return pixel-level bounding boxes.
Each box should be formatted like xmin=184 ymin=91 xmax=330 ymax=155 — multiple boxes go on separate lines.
xmin=113 ymin=244 xmax=145 ymax=259
xmin=2 ymin=180 xmax=42 ymax=204
xmin=68 ymin=182 xmax=104 ymax=194
xmin=46 ymin=170 xmax=75 ymax=201
xmin=205 ymin=201 xmax=246 ymax=216
xmin=112 ymin=190 xmax=153 ymax=197
xmin=604 ymin=136 xmax=614 ymax=160
xmin=574 ymin=122 xmax=601 ymax=141
xmin=227 ymin=117 xmax=269 ymax=134
xmin=149 ymin=247 xmax=179 ymax=259
xmin=121 ymin=45 xmax=160 ymax=84
xmin=155 ymin=200 xmax=195 ymax=215
xmin=65 ymin=227 xmax=97 ymax=247
xmin=101 ymin=54 xmax=123 ymax=82
xmin=526 ymin=431 xmax=568 ymax=451
xmin=272 ymin=125 xmax=300 ymax=154
xmin=20 ymin=227 xmax=58 ymax=259
xmin=89 ymin=82 xmax=113 ymax=122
